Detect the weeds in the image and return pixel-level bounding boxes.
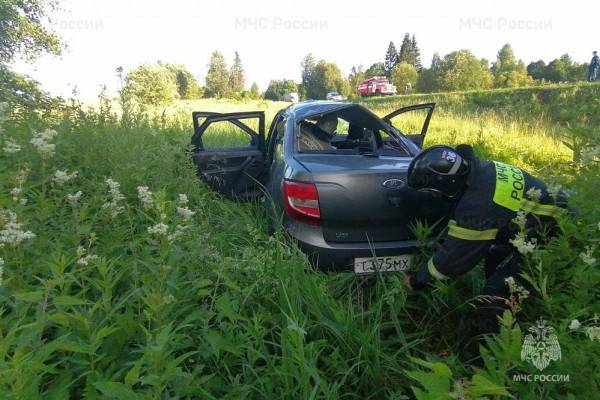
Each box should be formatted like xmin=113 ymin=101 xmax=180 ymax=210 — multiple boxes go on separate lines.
xmin=0 ymin=85 xmax=598 ymax=398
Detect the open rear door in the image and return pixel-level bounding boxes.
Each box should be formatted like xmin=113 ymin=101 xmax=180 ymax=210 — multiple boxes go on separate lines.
xmin=191 ymin=111 xmax=266 ymax=200
xmin=383 ymin=103 xmax=435 ymax=148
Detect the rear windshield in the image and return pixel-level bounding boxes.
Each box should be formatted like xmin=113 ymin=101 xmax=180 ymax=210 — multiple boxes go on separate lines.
xmin=295 ymin=106 xmax=413 ymax=157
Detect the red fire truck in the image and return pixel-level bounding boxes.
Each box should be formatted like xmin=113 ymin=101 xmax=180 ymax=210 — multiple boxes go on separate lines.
xmin=356 ymin=76 xmax=397 ymax=97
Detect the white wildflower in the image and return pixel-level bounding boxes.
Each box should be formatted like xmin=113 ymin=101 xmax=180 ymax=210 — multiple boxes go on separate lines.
xmin=178 ymin=193 xmax=189 ymax=206
xmin=102 ymin=202 xmax=124 ymax=218
xmin=10 ymin=168 xmax=29 ymax=205
xmin=66 ymin=191 xmax=83 ymax=206
xmin=105 ymin=178 xmax=124 ymax=202
xmin=176 ymin=206 xmax=195 ymax=220
xmin=102 ymin=178 xmax=125 ymax=218
xmin=579 ymin=246 xmax=597 ymax=266
xmin=147 ymin=223 xmax=169 ymax=236
xmin=30 ymin=129 xmax=58 ymax=158
xmin=512 ymin=211 xmax=527 ymax=230
xmin=136 ymin=186 xmax=154 ymax=209
xmin=504 ymin=276 xmax=530 ymax=313
xmin=10 ymin=188 xmax=21 ymax=202
xmin=509 ymin=232 xmax=537 ymax=255
xmin=3 ymin=139 xmax=21 ymax=154
xmin=77 ymin=254 xmax=99 ymax=266
xmin=53 ymin=169 xmax=78 ymax=185
xmin=167 ymin=224 xmax=189 ymax=241
xmin=16 ymin=168 xmax=29 ymax=186
xmin=0 ymin=210 xmax=36 ymax=247
xmin=526 ymin=187 xmax=543 ymax=202
xmin=547 ymin=183 xmax=562 ymax=200
xmin=76 ymin=246 xmax=86 ymax=257
xmin=585 ymin=326 xmax=600 ymax=341
xmin=569 ymin=319 xmax=582 ymax=330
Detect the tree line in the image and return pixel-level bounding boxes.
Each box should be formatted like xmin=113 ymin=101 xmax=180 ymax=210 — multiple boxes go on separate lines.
xmin=0 ymin=0 xmax=594 ymax=108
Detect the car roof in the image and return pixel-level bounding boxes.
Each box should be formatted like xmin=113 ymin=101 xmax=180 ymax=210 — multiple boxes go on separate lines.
xmin=286 ymin=101 xmax=358 ymax=120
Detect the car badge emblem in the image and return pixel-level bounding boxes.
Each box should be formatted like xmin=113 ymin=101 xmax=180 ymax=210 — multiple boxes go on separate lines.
xmin=382 ymin=178 xmax=405 ymax=190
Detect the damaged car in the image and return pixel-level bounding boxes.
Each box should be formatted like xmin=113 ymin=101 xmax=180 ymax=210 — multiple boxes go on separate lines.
xmin=190 ymin=101 xmax=451 ymax=272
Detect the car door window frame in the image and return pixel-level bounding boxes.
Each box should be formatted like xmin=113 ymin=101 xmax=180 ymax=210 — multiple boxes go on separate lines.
xmin=382 ymin=103 xmax=435 ymax=148
xmin=266 ymin=111 xmax=286 ymax=163
xmin=191 ymin=111 xmax=266 ymax=152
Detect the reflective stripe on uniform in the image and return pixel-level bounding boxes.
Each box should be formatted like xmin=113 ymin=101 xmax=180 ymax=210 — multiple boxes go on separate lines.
xmin=447 ymin=220 xmax=499 ymax=241
xmin=520 ymin=199 xmax=565 ymax=217
xmin=428 ymin=258 xmax=448 ymax=280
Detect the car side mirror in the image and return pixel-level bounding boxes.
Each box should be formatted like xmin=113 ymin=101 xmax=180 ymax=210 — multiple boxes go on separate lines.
xmin=406 ymin=134 xmax=424 ymax=147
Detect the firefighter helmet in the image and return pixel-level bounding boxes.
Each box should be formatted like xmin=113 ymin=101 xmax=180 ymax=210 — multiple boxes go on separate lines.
xmin=407 ymin=145 xmax=471 ymax=198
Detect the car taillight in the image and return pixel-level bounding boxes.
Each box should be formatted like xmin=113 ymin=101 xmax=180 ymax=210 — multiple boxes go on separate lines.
xmin=283 ymin=180 xmax=321 ymax=225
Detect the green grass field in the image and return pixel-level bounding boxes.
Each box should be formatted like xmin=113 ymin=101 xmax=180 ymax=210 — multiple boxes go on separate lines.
xmin=0 ymin=85 xmax=598 ymax=399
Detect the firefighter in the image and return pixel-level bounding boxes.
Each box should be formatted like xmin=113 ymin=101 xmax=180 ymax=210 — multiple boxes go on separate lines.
xmin=403 ymin=144 xmax=568 ymax=334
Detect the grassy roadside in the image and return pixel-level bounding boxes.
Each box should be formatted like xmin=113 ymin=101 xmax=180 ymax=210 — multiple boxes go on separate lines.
xmin=0 ymin=85 xmax=598 ymax=398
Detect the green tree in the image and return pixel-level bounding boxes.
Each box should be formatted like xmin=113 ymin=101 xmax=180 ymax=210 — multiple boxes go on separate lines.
xmin=398 ymin=33 xmax=412 ymax=65
xmin=527 ymin=60 xmax=547 ymax=80
xmin=164 ymin=64 xmax=201 ymax=99
xmin=125 ymin=63 xmax=177 ymax=105
xmin=300 ymin=53 xmax=316 ymax=99
xmin=306 ymin=60 xmax=343 ymax=99
xmin=416 ymin=53 xmax=442 ymax=93
xmin=228 ymin=51 xmax=245 ymax=94
xmin=436 ymin=50 xmax=493 ymax=91
xmin=490 ymin=44 xmax=532 ymax=88
xmin=249 ymin=82 xmax=260 ymax=99
xmin=390 ymin=62 xmax=418 ymax=92
xmin=175 ymin=69 xmax=201 ymax=99
xmin=263 ymin=80 xmax=281 ymax=101
xmin=544 ymin=54 xmax=584 ymax=82
xmin=410 ymin=34 xmax=422 ymax=69
xmin=349 ymin=65 xmax=365 ymax=89
xmin=384 ymin=41 xmax=398 ymax=76
xmin=398 ymin=33 xmax=421 ymax=68
xmin=0 ymin=64 xmax=55 ymax=110
xmin=205 ymin=51 xmax=229 ymax=98
xmin=0 ymin=0 xmax=62 ymax=111
xmin=340 ymin=79 xmax=353 ymax=97
xmin=0 ymin=0 xmax=61 ymax=63
xmin=264 ymin=79 xmax=297 ymax=101
xmin=416 ymin=69 xmax=435 ymax=93
xmin=365 ymin=62 xmax=386 ymax=78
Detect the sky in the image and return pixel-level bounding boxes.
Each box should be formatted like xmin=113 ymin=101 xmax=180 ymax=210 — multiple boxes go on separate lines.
xmin=13 ymin=0 xmax=599 ymax=101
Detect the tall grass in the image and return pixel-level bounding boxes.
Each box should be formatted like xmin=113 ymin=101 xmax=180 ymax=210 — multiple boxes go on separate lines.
xmin=0 ymin=87 xmax=598 ymax=398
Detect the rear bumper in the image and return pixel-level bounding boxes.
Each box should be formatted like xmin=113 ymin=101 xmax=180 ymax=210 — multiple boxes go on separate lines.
xmin=285 ymin=220 xmax=420 ymax=271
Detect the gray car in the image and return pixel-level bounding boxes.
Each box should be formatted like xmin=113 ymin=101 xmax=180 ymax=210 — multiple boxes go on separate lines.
xmin=191 ymin=101 xmax=451 ymax=272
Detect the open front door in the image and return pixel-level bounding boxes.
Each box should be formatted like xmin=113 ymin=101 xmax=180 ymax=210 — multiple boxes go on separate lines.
xmin=190 ymin=111 xmax=266 ymax=200
xmin=383 ymin=103 xmax=435 ymax=148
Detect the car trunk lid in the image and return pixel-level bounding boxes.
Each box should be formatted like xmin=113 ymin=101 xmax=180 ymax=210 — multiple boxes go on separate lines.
xmin=294 ymin=154 xmax=451 ymax=243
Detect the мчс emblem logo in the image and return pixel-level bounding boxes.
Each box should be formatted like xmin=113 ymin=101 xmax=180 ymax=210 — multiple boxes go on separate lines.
xmin=521 ymin=319 xmax=561 ymax=371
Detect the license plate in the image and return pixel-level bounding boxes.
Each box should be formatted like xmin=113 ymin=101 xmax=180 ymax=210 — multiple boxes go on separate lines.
xmin=354 ymin=255 xmax=413 ymax=274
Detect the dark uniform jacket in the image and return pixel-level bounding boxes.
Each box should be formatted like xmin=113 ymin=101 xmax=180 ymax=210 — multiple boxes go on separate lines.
xmin=412 ymin=158 xmax=566 ymax=288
